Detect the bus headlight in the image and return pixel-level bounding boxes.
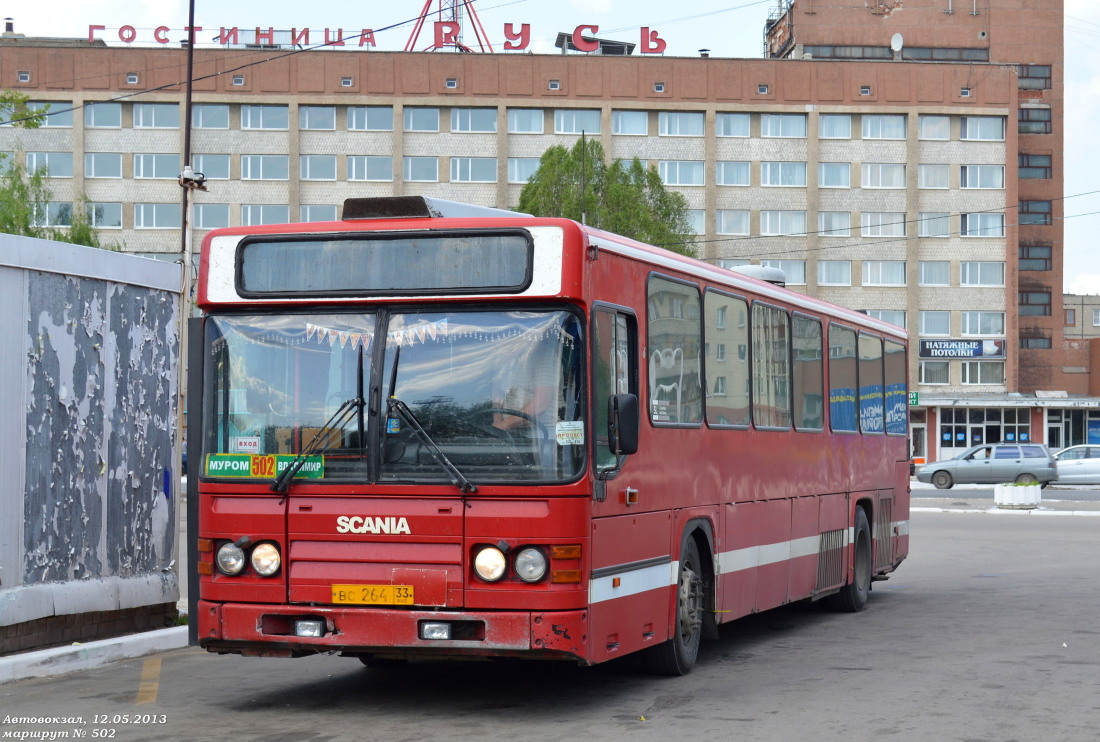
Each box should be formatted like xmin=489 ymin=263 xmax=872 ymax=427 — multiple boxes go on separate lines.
xmin=251 ymin=542 xmax=281 ymax=576
xmin=514 ymin=547 xmax=548 ymax=583
xmin=474 ymin=546 xmax=506 ymax=582
xmin=215 ymin=542 xmax=246 ymax=575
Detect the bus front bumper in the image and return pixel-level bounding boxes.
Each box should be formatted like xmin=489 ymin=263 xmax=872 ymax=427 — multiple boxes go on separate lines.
xmin=197 ymin=600 xmax=589 ymax=662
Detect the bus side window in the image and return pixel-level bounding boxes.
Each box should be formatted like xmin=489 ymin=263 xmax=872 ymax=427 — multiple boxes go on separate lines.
xmin=594 ymin=308 xmax=636 ymax=473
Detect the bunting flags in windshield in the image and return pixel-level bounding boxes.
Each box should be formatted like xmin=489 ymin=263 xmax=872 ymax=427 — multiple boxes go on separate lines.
xmin=304 ymin=318 xmax=449 ymax=350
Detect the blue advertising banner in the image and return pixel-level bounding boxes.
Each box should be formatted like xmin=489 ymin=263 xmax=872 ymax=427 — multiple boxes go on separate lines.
xmin=918 ymin=339 xmax=1005 ymax=359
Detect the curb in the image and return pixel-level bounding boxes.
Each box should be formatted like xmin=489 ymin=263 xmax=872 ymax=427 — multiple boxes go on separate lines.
xmin=0 ymin=626 xmax=189 ymax=685
xmin=912 ymin=506 xmax=1100 ymax=517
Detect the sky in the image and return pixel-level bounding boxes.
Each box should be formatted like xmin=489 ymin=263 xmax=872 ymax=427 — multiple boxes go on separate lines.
xmin=8 ymin=0 xmax=1098 ymax=294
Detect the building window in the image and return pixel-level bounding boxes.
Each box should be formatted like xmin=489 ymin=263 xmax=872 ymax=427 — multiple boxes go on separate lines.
xmin=861 ymin=114 xmax=905 ymax=139
xmin=1019 ymin=242 xmax=1052 ymax=271
xmin=686 ymin=210 xmax=705 ymax=235
xmin=87 ymin=202 xmax=123 ymax=229
xmin=819 ymin=113 xmax=852 ymax=139
xmin=241 ymin=154 xmax=290 ymax=180
xmin=761 ymin=161 xmax=807 ymax=187
xmin=920 ymin=311 xmax=951 ymax=336
xmin=819 ymin=211 xmax=851 ymax=236
xmin=920 ymin=361 xmax=950 ymax=385
xmin=241 ymin=204 xmax=290 ymax=226
xmin=241 ymin=104 xmax=289 ymax=130
xmin=658 ymin=160 xmax=705 ymax=186
xmin=862 ymin=261 xmax=906 ymax=286
xmin=348 ymin=155 xmax=393 ymax=181
xmin=961 ymin=361 xmax=1005 ymax=385
xmin=919 ymin=212 xmax=954 ymax=238
xmin=817 ymin=260 xmax=851 ymax=286
xmin=1018 ymin=108 xmax=1051 ymax=135
xmin=1019 ymin=154 xmax=1052 ymax=179
xmin=1020 ymin=337 xmax=1053 ymax=349
xmin=84 ymin=152 xmax=123 ymax=179
xmin=84 ymin=102 xmax=122 ymax=128
xmin=960 ymin=213 xmax=1005 ymax=237
xmin=960 ymin=164 xmax=1005 ymax=189
xmin=716 ymin=161 xmax=750 ymax=186
xmin=918 ymin=164 xmax=949 ymax=189
xmin=445 ymin=78 xmax=458 ymax=89
xmin=1064 ymin=308 xmax=1076 ymax=326
xmin=300 ymin=204 xmax=338 ymax=222
xmin=404 ymin=107 xmax=440 ymax=132
xmin=760 ymin=260 xmax=806 ymax=285
xmin=341 ymin=77 xmax=353 ymax=87
xmin=508 ymin=157 xmax=540 ymax=184
xmin=451 ymin=108 xmax=497 ymax=133
xmin=349 ymin=106 xmax=393 ymax=131
xmin=299 ymin=105 xmax=336 ymax=130
xmin=757 ymin=83 xmax=769 ymax=94
xmin=134 ymin=203 xmax=181 ymax=229
xmin=960 ymin=87 xmax=972 ymax=97
xmin=658 ymin=111 xmax=704 ymax=136
xmin=1017 ymin=64 xmax=1052 ymax=90
xmin=32 ymin=202 xmax=72 ymax=227
xmin=22 ymin=101 xmax=73 ymax=128
xmin=612 ymin=110 xmax=647 ymax=135
xmin=450 ymin=157 xmax=497 ymax=182
xmin=961 ymin=311 xmax=1005 ymax=336
xmin=919 ymin=261 xmax=950 ymax=286
xmin=819 ymin=162 xmax=851 ymax=188
xmin=26 ymin=152 xmax=74 ymax=177
xmin=918 ymin=115 xmax=950 ymax=140
xmin=866 ymin=309 xmax=906 ymax=328
xmin=133 ymin=153 xmax=179 ymax=179
xmin=760 ymin=113 xmax=807 ymax=137
xmin=860 ymin=85 xmax=872 ymax=96
xmin=554 ymin=109 xmax=600 ymax=134
xmin=548 ymin=79 xmax=561 ymax=90
xmin=861 ymin=212 xmax=905 ymax=237
xmin=133 ymin=103 xmax=180 ymax=128
xmin=231 ymin=75 xmax=245 ymax=86
xmin=403 ymin=156 xmax=438 ymax=182
xmin=761 ymin=210 xmax=807 ymax=236
xmin=300 ymin=154 xmax=337 ymax=180
xmin=508 ymin=108 xmax=544 ymax=134
xmin=195 ymin=204 xmax=230 ymax=230
xmin=193 ymin=153 xmax=230 ymax=180
xmin=862 ymin=163 xmax=905 ymax=188
xmin=1093 ymin=309 xmax=1100 ymax=326
xmin=654 ymin=82 xmax=666 ymax=93
xmin=961 ymin=262 xmax=1005 ymax=287
xmin=960 ymin=116 xmax=1005 ymax=141
xmin=17 ymin=71 xmax=30 ymax=83
xmin=1019 ymin=200 xmax=1052 ymax=225
xmin=1019 ymin=291 xmax=1052 ymax=316
xmin=715 ymin=112 xmax=750 ymax=137
xmin=192 ymin=104 xmax=229 ymax=129
xmin=716 ymin=209 xmax=750 ymax=235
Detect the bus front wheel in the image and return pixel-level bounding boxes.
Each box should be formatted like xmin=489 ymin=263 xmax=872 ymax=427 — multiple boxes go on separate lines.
xmin=644 ymin=537 xmax=704 ymax=676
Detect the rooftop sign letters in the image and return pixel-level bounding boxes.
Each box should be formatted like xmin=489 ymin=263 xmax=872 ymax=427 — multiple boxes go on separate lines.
xmin=87 ymin=23 xmax=668 ymax=53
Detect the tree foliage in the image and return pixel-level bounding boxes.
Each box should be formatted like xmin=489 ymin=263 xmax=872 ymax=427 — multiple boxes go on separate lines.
xmin=517 ymin=139 xmax=697 ymax=256
xmin=0 ymin=89 xmax=46 ymax=129
xmin=0 ymin=155 xmax=116 ymax=250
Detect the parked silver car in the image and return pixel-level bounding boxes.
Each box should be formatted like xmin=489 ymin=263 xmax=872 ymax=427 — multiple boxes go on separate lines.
xmin=1053 ymin=445 xmax=1100 ymax=484
xmin=916 ymin=443 xmax=1057 ymax=489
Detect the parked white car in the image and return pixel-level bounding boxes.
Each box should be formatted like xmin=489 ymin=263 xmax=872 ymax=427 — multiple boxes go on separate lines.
xmin=1052 ymin=445 xmax=1100 ymax=484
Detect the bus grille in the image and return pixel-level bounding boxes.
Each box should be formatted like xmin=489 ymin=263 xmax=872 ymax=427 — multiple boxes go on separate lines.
xmin=815 ymin=528 xmax=847 ymax=592
xmin=875 ymin=499 xmax=895 ymax=571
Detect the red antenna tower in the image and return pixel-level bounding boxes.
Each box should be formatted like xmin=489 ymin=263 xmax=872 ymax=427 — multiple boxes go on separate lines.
xmin=405 ymin=0 xmax=494 ymax=52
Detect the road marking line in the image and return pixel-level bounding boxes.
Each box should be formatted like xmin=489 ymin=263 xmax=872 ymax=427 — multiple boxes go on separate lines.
xmin=136 ymin=657 xmax=162 ymax=705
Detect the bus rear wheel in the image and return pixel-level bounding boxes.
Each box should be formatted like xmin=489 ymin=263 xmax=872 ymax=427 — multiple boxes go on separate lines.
xmin=645 ymin=537 xmax=704 ymax=676
xmin=826 ymin=508 xmax=871 ymax=613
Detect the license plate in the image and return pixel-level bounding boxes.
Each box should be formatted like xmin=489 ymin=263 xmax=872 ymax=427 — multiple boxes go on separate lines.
xmin=331 ymin=584 xmax=414 ymax=605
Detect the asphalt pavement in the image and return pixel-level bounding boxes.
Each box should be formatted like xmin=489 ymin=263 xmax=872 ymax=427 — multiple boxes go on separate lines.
xmin=2 ymin=479 xmax=1097 ymax=685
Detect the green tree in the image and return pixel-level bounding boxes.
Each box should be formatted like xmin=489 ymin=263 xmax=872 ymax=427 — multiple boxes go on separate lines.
xmin=517 ymin=139 xmax=697 ymax=256
xmin=0 ymin=89 xmax=47 ymax=129
xmin=0 ymin=155 xmax=116 ymax=250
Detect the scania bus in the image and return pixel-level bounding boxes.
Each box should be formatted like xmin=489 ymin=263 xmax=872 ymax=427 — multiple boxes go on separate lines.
xmin=187 ymin=196 xmax=909 ymax=675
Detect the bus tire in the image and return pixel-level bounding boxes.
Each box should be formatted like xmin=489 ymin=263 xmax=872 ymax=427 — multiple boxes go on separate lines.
xmin=826 ymin=508 xmax=871 ymax=613
xmin=644 ymin=536 xmax=704 ymax=676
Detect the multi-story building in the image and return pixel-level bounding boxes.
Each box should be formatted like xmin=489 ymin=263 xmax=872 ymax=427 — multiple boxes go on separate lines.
xmin=1 ymin=4 xmax=1096 ymax=460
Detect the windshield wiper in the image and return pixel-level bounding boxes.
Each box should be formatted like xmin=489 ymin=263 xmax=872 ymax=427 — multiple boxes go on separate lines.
xmin=271 ymin=347 xmax=365 ymax=495
xmin=386 ymin=346 xmax=477 ymax=495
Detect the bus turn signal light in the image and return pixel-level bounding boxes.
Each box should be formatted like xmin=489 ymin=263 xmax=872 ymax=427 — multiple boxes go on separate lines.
xmin=550 ymin=545 xmax=582 ymax=560
xmin=551 ymin=570 xmax=581 ymax=584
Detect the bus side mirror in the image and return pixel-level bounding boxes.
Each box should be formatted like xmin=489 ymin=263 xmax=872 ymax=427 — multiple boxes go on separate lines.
xmin=608 ymin=393 xmax=639 ymax=456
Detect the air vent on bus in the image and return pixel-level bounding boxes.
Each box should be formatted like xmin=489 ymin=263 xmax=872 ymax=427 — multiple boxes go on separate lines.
xmin=342 ymin=196 xmax=530 ymax=221
xmin=728 ymin=264 xmax=787 ymax=286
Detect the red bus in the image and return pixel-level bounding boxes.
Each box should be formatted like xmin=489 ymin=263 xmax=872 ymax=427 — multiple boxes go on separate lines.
xmin=188 ymin=196 xmax=910 ymax=674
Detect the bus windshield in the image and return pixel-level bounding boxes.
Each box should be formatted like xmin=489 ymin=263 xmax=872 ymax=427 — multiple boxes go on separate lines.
xmin=201 ymin=310 xmax=586 ymax=485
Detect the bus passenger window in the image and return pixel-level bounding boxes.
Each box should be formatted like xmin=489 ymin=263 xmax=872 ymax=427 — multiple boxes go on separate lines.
xmin=792 ymin=315 xmax=824 ymax=431
xmin=751 ymin=303 xmax=791 ymax=429
xmin=884 ymin=339 xmax=908 ymax=435
xmin=859 ymin=334 xmax=884 ymax=434
xmin=647 ymin=277 xmax=702 ymax=425
xmin=828 ymin=325 xmax=858 ymax=433
xmin=704 ymin=292 xmax=749 ymax=427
